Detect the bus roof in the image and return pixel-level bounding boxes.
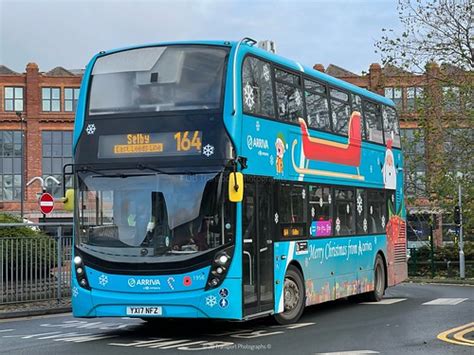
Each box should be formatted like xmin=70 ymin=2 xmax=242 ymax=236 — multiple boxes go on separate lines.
xmin=94 ymin=40 xmax=395 ymax=108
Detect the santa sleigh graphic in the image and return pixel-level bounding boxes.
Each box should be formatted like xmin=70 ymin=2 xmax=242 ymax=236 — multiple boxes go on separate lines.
xmin=291 ymin=111 xmax=365 ymax=181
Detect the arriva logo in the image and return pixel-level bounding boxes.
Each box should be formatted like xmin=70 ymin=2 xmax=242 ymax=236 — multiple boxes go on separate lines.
xmin=128 ymin=278 xmax=162 ymax=288
xmin=246 ymin=135 xmax=269 ymax=151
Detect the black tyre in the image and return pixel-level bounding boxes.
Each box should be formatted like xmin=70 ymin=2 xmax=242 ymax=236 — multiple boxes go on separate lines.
xmin=274 ymin=265 xmax=305 ymax=325
xmin=364 ymin=254 xmax=386 ymax=302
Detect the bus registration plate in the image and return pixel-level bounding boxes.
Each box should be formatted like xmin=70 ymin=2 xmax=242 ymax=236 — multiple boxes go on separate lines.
xmin=126 ymin=306 xmax=162 ymax=316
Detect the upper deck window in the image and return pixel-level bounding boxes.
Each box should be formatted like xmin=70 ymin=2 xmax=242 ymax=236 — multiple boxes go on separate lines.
xmin=363 ymin=100 xmax=384 ymax=144
xmin=242 ymin=57 xmax=275 ymax=117
xmin=304 ymin=79 xmax=331 ymax=132
xmin=330 ymin=88 xmax=351 ymax=136
xmin=88 ymin=45 xmax=229 ymax=116
xmin=383 ymin=106 xmax=401 ymax=148
xmin=275 ymin=69 xmax=304 ymax=123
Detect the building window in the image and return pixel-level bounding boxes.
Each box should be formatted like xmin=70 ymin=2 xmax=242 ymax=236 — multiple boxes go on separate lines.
xmin=442 ymin=86 xmax=460 ymax=112
xmin=42 ymin=131 xmax=73 ymax=197
xmin=443 ymin=128 xmax=473 ymax=174
xmin=4 ymin=87 xmax=24 ymax=112
xmin=0 ymin=131 xmax=22 ymax=201
xmin=401 ymin=128 xmax=425 ymax=197
xmin=384 ymin=87 xmax=402 ymax=110
xmin=42 ymin=87 xmax=61 ymax=112
xmin=406 ymin=87 xmax=423 ymax=111
xmin=64 ymin=88 xmax=80 ymax=112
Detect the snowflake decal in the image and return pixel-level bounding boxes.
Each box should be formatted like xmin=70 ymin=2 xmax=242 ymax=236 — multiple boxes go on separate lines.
xmin=319 ymin=197 xmax=323 ymax=208
xmin=274 ymin=212 xmax=279 ymax=224
xmin=346 ymin=204 xmax=350 ymax=214
xmin=167 ymin=277 xmax=175 ymax=290
xmin=302 ymin=188 xmax=306 ymax=199
xmin=72 ymin=286 xmax=78 ymax=298
xmin=86 ymin=124 xmax=96 ymax=135
xmin=98 ymin=274 xmax=108 ymax=287
xmin=357 ymin=195 xmax=363 ymax=215
xmin=262 ymin=65 xmax=270 ymax=82
xmin=328 ymin=194 xmax=332 ymax=204
xmin=363 ymin=218 xmax=368 ymax=232
xmin=205 ymin=295 xmax=217 ymax=307
xmin=269 ymin=155 xmax=274 ymax=166
xmin=243 ymin=83 xmax=255 ymax=110
xmin=370 ymin=205 xmax=373 ymax=215
xmin=294 ymin=91 xmax=302 ymax=106
xmin=381 ymin=215 xmax=386 ymax=228
xmin=335 ymin=218 xmax=341 ymax=233
xmin=256 ymin=120 xmax=261 ymax=131
xmin=332 ymin=112 xmax=337 ymax=126
xmin=311 ymin=207 xmax=315 ymax=218
xmin=203 ymin=144 xmax=214 ymax=157
xmin=391 ymin=194 xmax=395 ymax=202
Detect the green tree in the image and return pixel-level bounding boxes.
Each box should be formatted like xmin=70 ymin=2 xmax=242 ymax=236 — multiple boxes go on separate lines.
xmin=375 ymin=0 xmax=473 ymax=239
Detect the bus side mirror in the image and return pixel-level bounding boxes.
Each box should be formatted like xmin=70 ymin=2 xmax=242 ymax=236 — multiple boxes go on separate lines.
xmin=228 ymin=172 xmax=244 ymax=202
xmin=62 ymin=189 xmax=74 ymax=211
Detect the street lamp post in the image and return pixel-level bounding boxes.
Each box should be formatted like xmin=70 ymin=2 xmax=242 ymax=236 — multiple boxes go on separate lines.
xmin=458 ymin=182 xmax=465 ymax=279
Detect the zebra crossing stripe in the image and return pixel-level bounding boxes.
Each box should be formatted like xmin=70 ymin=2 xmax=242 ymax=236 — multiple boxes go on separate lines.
xmin=422 ymin=298 xmax=468 ymax=305
xmin=360 ymin=298 xmax=407 ymax=305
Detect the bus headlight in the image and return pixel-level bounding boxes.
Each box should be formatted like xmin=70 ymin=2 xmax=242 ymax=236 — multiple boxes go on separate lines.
xmin=206 ymin=246 xmax=234 ymax=290
xmin=73 ymin=253 xmax=90 ymax=290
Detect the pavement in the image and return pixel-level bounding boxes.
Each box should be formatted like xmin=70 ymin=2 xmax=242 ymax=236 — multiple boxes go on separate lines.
xmin=0 ymin=283 xmax=472 ymax=354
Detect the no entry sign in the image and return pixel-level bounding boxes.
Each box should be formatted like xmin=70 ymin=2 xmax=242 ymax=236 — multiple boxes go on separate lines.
xmin=39 ymin=192 xmax=54 ymax=214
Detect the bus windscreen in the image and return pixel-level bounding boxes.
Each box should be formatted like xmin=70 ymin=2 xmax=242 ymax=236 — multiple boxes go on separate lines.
xmin=89 ymin=45 xmax=229 ymax=115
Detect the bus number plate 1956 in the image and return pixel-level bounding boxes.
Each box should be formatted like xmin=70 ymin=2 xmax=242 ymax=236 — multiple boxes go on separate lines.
xmin=126 ymin=306 xmax=162 ymax=316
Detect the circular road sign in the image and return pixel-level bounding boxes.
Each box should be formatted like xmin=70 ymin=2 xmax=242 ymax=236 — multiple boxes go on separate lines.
xmin=39 ymin=192 xmax=54 ymax=214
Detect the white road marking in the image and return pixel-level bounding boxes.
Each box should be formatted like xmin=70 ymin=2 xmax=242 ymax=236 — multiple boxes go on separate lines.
xmin=422 ymin=298 xmax=468 ymax=305
xmin=0 ymin=329 xmax=14 ymax=333
xmin=360 ymin=298 xmax=407 ymax=305
xmin=0 ymin=312 xmax=71 ymax=323
xmin=316 ymin=351 xmax=379 ymax=355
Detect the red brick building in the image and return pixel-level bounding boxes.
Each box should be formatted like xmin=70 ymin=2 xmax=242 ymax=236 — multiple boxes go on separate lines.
xmin=0 ymin=63 xmax=82 ymax=221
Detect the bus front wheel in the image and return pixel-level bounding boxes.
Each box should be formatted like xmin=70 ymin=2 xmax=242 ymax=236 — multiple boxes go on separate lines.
xmin=274 ymin=265 xmax=305 ymax=325
xmin=364 ymin=254 xmax=385 ymax=302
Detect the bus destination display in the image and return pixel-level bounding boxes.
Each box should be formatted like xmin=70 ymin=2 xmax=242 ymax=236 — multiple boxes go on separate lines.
xmin=98 ymin=131 xmax=202 ymax=158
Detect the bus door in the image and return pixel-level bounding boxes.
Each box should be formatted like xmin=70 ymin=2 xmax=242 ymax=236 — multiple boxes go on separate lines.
xmin=242 ymin=178 xmax=274 ymax=317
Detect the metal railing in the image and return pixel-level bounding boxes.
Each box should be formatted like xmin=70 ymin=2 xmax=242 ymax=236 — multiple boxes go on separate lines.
xmin=0 ymin=223 xmax=73 ymax=304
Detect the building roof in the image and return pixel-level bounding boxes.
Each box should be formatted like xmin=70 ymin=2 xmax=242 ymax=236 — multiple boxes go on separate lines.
xmin=382 ymin=64 xmax=412 ymax=76
xmin=0 ymin=65 xmax=20 ymax=75
xmin=325 ymin=64 xmax=359 ymax=77
xmin=440 ymin=63 xmax=466 ymax=75
xmin=45 ymin=66 xmax=76 ymax=76
xmin=68 ymin=69 xmax=85 ymax=75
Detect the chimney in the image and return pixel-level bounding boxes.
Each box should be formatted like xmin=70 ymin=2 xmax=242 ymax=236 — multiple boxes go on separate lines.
xmin=313 ymin=64 xmax=325 ymax=73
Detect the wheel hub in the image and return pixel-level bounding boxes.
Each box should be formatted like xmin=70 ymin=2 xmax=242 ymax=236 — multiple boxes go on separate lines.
xmin=284 ymin=278 xmax=299 ymax=312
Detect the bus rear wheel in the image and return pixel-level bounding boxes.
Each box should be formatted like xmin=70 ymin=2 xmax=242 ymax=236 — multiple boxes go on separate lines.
xmin=274 ymin=265 xmax=305 ymax=325
xmin=364 ymin=254 xmax=385 ymax=302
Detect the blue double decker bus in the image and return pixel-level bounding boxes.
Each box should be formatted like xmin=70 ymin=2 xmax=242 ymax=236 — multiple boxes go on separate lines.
xmin=69 ymin=38 xmax=407 ymax=324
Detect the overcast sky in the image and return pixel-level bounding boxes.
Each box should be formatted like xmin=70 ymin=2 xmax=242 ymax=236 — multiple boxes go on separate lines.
xmin=0 ymin=0 xmax=400 ymax=74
